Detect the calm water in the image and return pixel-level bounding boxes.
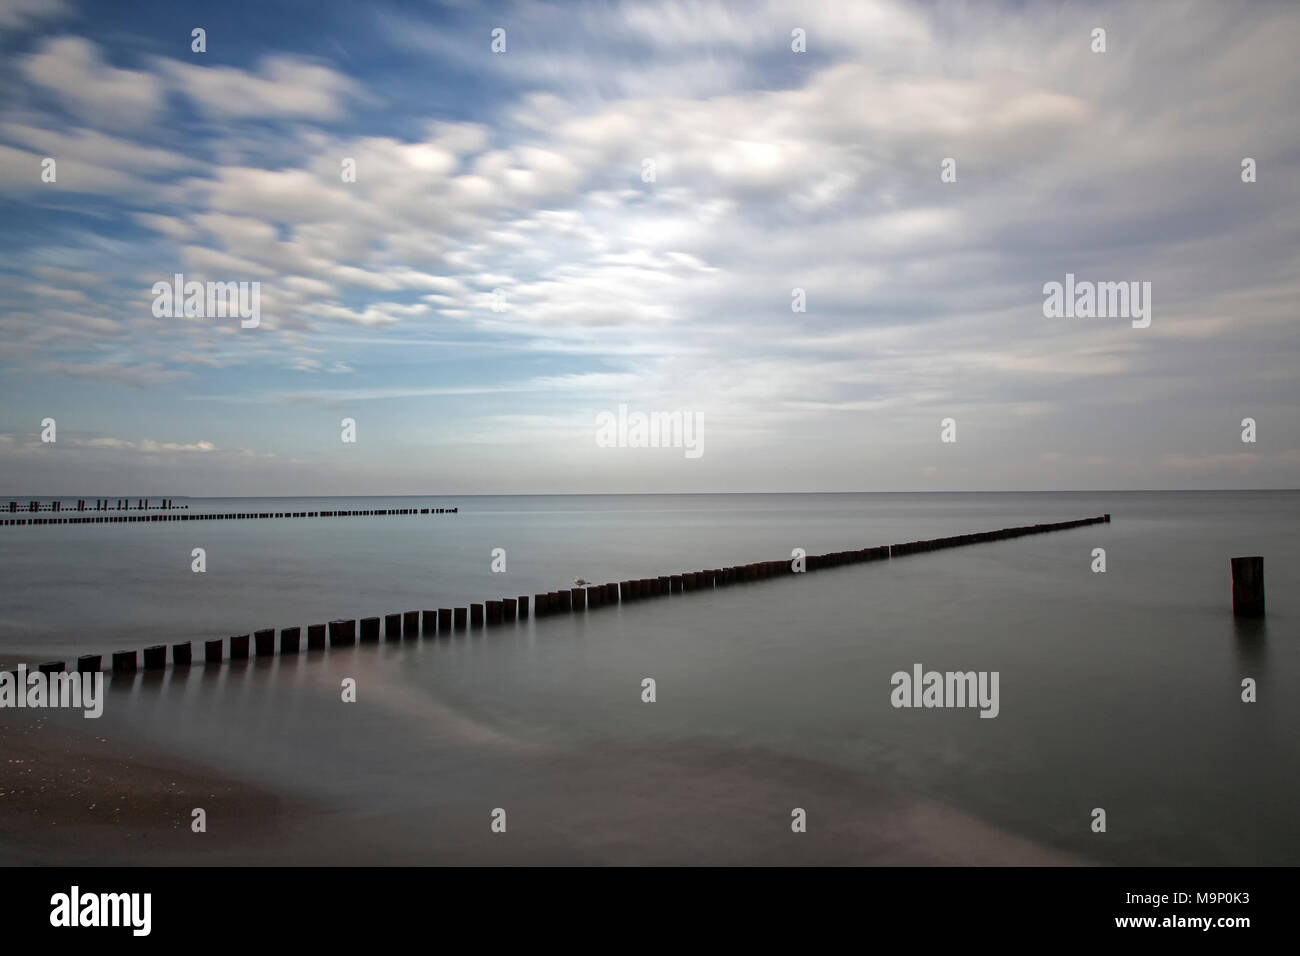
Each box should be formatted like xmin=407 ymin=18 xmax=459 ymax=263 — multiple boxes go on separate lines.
xmin=2 ymin=492 xmax=1297 ymax=864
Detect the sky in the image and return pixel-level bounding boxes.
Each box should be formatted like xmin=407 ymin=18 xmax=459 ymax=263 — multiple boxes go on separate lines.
xmin=0 ymin=0 xmax=1297 ymax=496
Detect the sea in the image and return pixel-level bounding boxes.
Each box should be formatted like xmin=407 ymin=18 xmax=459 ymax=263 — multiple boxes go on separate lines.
xmin=1 ymin=491 xmax=1296 ymax=865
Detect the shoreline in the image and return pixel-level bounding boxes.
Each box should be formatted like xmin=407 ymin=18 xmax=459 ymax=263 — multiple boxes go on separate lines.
xmin=2 ymin=711 xmax=1085 ymax=866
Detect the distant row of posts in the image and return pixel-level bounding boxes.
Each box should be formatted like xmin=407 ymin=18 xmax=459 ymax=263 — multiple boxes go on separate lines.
xmin=7 ymin=498 xmax=177 ymax=512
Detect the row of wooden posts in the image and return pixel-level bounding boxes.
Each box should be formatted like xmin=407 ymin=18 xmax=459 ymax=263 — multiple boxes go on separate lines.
xmin=23 ymin=514 xmax=1124 ymax=677
xmin=2 ymin=507 xmax=458 ymax=527
xmin=7 ymin=498 xmax=183 ymax=513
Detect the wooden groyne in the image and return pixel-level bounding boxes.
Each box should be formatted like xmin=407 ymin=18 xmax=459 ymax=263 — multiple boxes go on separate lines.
xmin=2 ymin=501 xmax=457 ymax=526
xmin=15 ymin=515 xmax=1111 ymax=677
xmin=7 ymin=498 xmax=183 ymax=514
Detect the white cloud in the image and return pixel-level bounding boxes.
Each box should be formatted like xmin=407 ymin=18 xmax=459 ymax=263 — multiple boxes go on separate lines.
xmin=21 ymin=36 xmax=164 ymax=128
xmin=0 ymin=0 xmax=71 ymax=31
xmin=39 ymin=361 xmax=191 ymax=387
xmin=159 ymin=55 xmax=362 ymax=120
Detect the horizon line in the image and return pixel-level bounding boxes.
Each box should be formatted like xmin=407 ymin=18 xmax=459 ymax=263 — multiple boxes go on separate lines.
xmin=5 ymin=488 xmax=1299 ymax=499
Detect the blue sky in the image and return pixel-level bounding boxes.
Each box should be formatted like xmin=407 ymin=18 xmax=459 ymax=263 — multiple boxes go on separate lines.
xmin=1 ymin=0 xmax=1298 ymax=495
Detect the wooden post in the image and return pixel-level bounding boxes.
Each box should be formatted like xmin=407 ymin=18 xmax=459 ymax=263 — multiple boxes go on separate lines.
xmin=143 ymin=645 xmax=166 ymax=670
xmin=38 ymin=661 xmax=66 ymax=675
xmin=670 ymin=574 xmax=683 ymax=592
xmin=503 ymin=597 xmax=517 ymax=621
xmin=307 ymin=624 xmax=326 ymax=650
xmin=1231 ymin=557 xmax=1265 ymax=618
xmin=230 ymin=634 xmax=250 ymax=659
xmin=486 ymin=600 xmax=503 ymax=624
xmin=77 ymin=654 xmax=101 ymax=673
xmin=385 ymin=613 xmax=403 ymax=640
xmin=204 ymin=639 xmax=223 ymax=663
xmin=403 ymin=610 xmax=420 ymax=637
xmin=454 ymin=607 xmax=467 ymax=629
xmin=112 ymin=650 xmax=137 ymax=673
xmin=279 ymin=628 xmax=300 ymax=655
xmin=439 ymin=608 xmax=453 ymax=631
xmin=422 ymin=610 xmax=438 ymax=635
xmin=471 ymin=603 xmax=484 ymax=626
xmin=329 ymin=620 xmax=355 ymax=647
xmin=518 ymin=595 xmax=529 ymax=617
xmin=571 ymin=588 xmax=585 ymax=611
xmin=535 ymin=593 xmax=548 ymax=616
xmin=361 ymin=617 xmax=381 ymax=642
xmin=254 ymin=629 xmax=276 ymax=657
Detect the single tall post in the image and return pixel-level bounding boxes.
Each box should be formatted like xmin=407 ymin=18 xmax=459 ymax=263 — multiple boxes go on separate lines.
xmin=1231 ymin=556 xmax=1265 ymax=618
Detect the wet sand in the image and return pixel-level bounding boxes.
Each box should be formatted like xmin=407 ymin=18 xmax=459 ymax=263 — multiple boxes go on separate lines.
xmin=0 ymin=712 xmax=298 ymax=865
xmin=1 ymin=714 xmax=1085 ymax=865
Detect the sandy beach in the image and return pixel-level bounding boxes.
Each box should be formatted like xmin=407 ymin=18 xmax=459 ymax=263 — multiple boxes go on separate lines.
xmin=0 ymin=712 xmax=297 ymax=866
xmin=1 ymin=709 xmax=1084 ymax=866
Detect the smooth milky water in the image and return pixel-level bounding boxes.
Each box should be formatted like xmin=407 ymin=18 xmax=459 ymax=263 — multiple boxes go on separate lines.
xmin=1 ymin=491 xmax=1297 ymax=864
